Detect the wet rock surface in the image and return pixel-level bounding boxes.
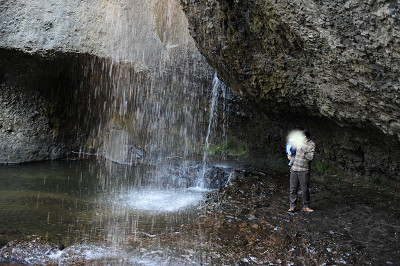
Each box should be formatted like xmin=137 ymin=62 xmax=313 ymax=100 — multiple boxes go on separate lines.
xmin=0 ymin=0 xmax=214 ymax=164
xmin=155 ymin=160 xmax=232 ymax=189
xmin=0 ymin=50 xmax=103 ymax=162
xmin=0 ymin=236 xmax=63 ymax=264
xmin=181 ymin=0 xmax=400 ymax=137
xmin=1 ymin=164 xmax=399 ymax=264
xmin=0 ymin=84 xmax=56 ymax=163
xmin=181 ymin=0 xmax=400 ymax=182
xmin=169 ymin=168 xmax=400 ymax=264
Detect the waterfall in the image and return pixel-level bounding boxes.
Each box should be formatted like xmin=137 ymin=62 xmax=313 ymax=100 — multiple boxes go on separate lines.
xmin=197 ymin=73 xmax=220 ymax=189
xmin=0 ymin=1 xmax=241 ymax=265
xmin=70 ymin=0 xmax=214 ymax=171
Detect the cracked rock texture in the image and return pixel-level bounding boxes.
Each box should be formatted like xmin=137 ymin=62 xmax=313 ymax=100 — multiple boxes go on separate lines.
xmin=0 ymin=84 xmax=59 ymax=163
xmin=181 ymin=0 xmax=400 ymax=181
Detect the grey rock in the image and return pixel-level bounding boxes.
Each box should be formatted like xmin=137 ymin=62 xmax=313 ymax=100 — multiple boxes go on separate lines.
xmin=0 ymin=0 xmax=214 ymax=163
xmin=181 ymin=0 xmax=400 ymax=137
xmin=0 ymin=237 xmax=62 ymax=264
xmin=181 ymin=0 xmax=400 ymax=181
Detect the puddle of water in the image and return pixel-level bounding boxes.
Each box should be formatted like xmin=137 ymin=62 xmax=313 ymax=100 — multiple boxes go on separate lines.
xmin=0 ymin=159 xmax=207 ymax=264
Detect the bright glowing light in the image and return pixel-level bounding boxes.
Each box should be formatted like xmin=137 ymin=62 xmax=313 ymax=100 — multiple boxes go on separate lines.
xmin=287 ymin=130 xmax=306 ymax=149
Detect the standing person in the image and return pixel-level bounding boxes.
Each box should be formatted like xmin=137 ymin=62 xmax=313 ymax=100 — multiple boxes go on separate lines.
xmin=288 ymin=129 xmax=315 ymax=213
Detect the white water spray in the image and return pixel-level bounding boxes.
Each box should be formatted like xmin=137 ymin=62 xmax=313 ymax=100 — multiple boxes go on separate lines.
xmin=197 ymin=73 xmax=220 ymax=188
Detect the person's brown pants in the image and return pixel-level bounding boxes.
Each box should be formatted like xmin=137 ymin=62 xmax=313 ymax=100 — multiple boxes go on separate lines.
xmin=290 ymin=170 xmax=310 ymax=209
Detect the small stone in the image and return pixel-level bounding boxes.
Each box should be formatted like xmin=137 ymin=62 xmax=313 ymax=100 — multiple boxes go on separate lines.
xmin=349 ymin=78 xmax=358 ymax=86
xmin=250 ymin=223 xmax=259 ymax=229
xmin=390 ymin=122 xmax=400 ymax=132
xmin=379 ymin=113 xmax=391 ymax=122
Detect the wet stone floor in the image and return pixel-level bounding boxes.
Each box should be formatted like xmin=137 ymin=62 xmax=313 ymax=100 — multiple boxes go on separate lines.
xmin=1 ymin=161 xmax=400 ymax=265
xmin=168 ymin=169 xmax=400 ymax=265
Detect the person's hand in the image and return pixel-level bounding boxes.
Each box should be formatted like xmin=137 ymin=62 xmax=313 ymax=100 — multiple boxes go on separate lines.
xmin=288 ymin=155 xmax=293 ymax=161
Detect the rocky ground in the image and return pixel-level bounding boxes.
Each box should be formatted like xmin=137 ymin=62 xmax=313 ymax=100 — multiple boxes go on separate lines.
xmin=163 ymin=168 xmax=400 ymax=265
xmin=1 ymin=165 xmax=399 ymax=265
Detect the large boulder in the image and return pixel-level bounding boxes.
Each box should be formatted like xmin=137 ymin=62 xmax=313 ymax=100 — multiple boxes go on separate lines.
xmin=180 ymin=0 xmax=400 ymax=181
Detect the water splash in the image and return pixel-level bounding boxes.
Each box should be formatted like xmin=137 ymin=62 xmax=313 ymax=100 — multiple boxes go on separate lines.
xmin=117 ymin=189 xmax=204 ymax=213
xmin=69 ymin=0 xmax=215 ymax=168
xmin=0 ymin=1 xmax=241 ymax=265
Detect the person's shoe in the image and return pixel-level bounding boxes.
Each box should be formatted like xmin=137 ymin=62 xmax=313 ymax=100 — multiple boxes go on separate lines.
xmin=302 ymin=207 xmax=313 ymax=212
xmin=287 ymin=208 xmax=296 ymax=213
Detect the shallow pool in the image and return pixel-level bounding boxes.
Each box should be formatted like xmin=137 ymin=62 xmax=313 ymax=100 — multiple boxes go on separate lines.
xmin=0 ymin=159 xmax=208 ymax=264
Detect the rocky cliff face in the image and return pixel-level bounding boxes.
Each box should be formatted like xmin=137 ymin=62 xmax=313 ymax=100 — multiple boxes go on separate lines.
xmin=0 ymin=51 xmax=94 ymax=162
xmin=0 ymin=0 xmax=213 ymax=163
xmin=181 ymin=0 xmax=400 ymax=182
xmin=1 ymin=0 xmax=399 ymax=183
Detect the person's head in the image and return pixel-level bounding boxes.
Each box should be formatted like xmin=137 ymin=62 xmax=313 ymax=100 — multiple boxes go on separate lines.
xmin=303 ymin=129 xmax=311 ymax=140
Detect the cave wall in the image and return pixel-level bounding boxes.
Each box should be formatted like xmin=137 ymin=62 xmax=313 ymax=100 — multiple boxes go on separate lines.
xmin=1 ymin=0 xmax=399 ymax=183
xmin=0 ymin=59 xmax=61 ymax=162
xmin=180 ymin=0 xmax=400 ymax=182
xmin=0 ymin=0 xmax=214 ymax=163
xmin=0 ymin=50 xmax=112 ymax=162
